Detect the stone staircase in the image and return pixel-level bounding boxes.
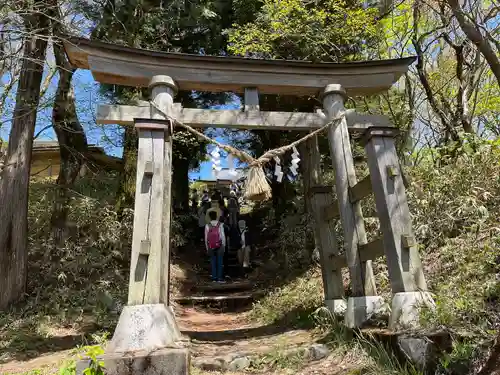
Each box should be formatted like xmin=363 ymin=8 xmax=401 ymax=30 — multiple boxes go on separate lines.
xmin=173 ymin=245 xmax=257 ymax=311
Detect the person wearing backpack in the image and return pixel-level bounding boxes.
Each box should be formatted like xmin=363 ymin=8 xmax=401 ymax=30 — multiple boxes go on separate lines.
xmin=205 ymin=210 xmax=226 ymax=283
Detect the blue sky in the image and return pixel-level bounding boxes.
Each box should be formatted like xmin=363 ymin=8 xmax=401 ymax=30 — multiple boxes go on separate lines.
xmin=0 ymin=64 xmax=235 ymax=181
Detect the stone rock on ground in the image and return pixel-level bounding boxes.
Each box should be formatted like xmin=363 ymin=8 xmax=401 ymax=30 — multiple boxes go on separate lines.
xmin=397 ymin=335 xmax=437 ymax=373
xmin=192 ymin=357 xmax=226 ymax=372
xmin=191 ymin=343 xmax=330 ymax=372
xmin=309 ymin=344 xmax=330 ymax=361
xmin=76 ymin=348 xmax=190 ymax=375
xmin=227 ymin=356 xmax=251 ymax=371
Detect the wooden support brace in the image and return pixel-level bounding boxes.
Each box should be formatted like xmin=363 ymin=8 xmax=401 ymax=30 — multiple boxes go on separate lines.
xmin=139 ymin=239 xmax=151 ymax=255
xmin=323 ymin=201 xmax=340 ymax=221
xmin=348 ymin=175 xmax=373 ymax=203
xmin=386 ymin=165 xmax=399 ymax=178
xmin=362 ymin=126 xmax=427 ymax=293
xmin=330 ymin=237 xmax=385 ymax=270
xmin=323 ymin=84 xmax=377 ymax=297
xmin=402 ymin=235 xmax=417 ymax=248
xmin=358 ymin=237 xmax=385 ymax=261
xmin=244 ymin=88 xmax=260 ymax=111
xmin=144 ymin=161 xmax=154 ymax=176
xmin=310 ymin=185 xmax=345 ymax=300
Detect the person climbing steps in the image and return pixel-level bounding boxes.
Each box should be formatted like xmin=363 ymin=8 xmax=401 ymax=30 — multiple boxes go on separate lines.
xmin=205 ymin=210 xmax=226 ymax=283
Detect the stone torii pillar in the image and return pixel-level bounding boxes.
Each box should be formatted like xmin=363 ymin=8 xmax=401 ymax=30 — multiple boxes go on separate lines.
xmin=78 ymin=75 xmax=189 ymax=375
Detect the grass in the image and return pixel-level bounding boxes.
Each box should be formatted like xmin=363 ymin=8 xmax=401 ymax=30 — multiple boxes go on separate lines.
xmin=0 ymin=177 xmax=129 ymax=364
xmin=249 ymin=268 xmax=323 ymax=327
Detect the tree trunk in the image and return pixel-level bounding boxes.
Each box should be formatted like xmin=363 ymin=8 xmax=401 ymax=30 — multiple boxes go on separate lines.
xmin=0 ymin=7 xmax=50 ymax=310
xmin=115 ymin=125 xmax=138 ymax=217
xmin=446 ymin=0 xmax=500 ymax=87
xmin=172 ymin=157 xmax=190 ymax=214
xmin=50 ymin=42 xmax=88 ymax=243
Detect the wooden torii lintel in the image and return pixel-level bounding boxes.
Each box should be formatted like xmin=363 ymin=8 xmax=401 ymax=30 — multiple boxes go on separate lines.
xmin=96 ymin=103 xmax=393 ymax=132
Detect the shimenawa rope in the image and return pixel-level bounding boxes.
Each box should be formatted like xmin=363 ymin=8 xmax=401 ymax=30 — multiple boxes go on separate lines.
xmin=149 ymin=100 xmax=345 ymax=201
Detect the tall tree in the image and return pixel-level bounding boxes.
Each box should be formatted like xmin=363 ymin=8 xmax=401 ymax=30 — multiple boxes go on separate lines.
xmin=445 ymin=0 xmax=500 ymax=86
xmin=50 ymin=37 xmax=88 ymax=243
xmin=85 ymin=0 xmax=243 ymax=214
xmin=0 ymin=0 xmax=53 ymax=309
xmin=377 ymin=0 xmax=499 ymax=147
xmin=226 ymin=0 xmax=381 ymax=218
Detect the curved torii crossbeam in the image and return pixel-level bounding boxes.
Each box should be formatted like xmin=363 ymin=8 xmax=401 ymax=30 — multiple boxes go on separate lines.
xmin=64 ymin=37 xmax=414 ymax=96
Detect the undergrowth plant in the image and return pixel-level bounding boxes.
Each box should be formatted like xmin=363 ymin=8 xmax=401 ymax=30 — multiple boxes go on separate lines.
xmin=248 ymin=138 xmax=499 ymax=372
xmin=409 ymin=138 xmax=500 ymax=337
xmin=0 ymin=174 xmax=191 ymax=362
xmin=58 ymin=345 xmax=105 ymax=375
xmin=249 ymin=267 xmax=323 ymax=326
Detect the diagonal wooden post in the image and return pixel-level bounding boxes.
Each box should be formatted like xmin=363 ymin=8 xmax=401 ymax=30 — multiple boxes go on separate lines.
xmin=322 ymin=84 xmax=377 ymax=297
xmin=301 ymin=134 xmax=346 ymax=315
xmin=310 ymin=185 xmax=346 ymax=315
xmin=322 ymin=84 xmax=383 ymax=328
xmin=362 ymin=126 xmax=433 ymax=329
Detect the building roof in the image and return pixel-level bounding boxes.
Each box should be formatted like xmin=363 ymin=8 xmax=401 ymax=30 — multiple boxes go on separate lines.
xmin=32 ymin=141 xmax=123 ymax=171
xmin=33 ymin=141 xmax=104 ymax=153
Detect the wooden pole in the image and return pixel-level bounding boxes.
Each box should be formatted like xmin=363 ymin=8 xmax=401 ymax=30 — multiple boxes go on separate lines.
xmin=322 ymin=84 xmax=377 ymax=297
xmin=310 ymin=186 xmax=346 ymax=309
xmin=127 ymin=76 xmax=177 ymax=306
xmin=151 ymin=76 xmax=177 ymax=306
xmin=362 ymin=127 xmax=427 ymax=293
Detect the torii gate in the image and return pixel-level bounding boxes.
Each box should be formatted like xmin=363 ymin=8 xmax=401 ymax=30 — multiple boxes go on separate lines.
xmin=65 ymin=38 xmax=434 ymax=375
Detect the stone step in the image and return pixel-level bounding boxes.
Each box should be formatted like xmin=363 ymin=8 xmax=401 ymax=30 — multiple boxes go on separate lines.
xmin=173 ymin=293 xmax=254 ymax=305
xmin=193 ymin=280 xmax=253 ymax=293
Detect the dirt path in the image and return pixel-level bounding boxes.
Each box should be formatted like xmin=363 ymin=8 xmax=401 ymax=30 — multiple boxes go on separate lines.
xmin=0 ymin=304 xmax=348 ymax=375
xmin=175 ymin=306 xmax=364 ymax=375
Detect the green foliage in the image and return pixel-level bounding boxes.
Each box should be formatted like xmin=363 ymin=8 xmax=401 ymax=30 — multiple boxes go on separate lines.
xmin=249 ymin=268 xmax=323 ymax=326
xmin=82 ymin=346 xmax=105 ymax=375
xmin=56 ymin=345 xmax=105 ymax=375
xmin=408 ymin=139 xmax=500 ymax=335
xmin=59 ymin=359 xmax=76 ymax=375
xmin=437 ymin=339 xmax=476 ymax=374
xmin=0 ymin=174 xmax=193 ymax=362
xmin=227 ymin=0 xmax=379 ymax=62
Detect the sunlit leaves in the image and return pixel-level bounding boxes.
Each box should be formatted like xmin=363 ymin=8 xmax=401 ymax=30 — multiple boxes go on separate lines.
xmin=227 ymin=0 xmax=379 ymax=62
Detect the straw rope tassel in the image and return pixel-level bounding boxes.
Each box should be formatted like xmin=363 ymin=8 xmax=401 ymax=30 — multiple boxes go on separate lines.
xmin=149 ymin=100 xmax=345 ymax=201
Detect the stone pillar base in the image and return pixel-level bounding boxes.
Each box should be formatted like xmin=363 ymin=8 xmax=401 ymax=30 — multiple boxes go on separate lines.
xmin=325 ymin=298 xmax=347 ymax=317
xmin=107 ymin=304 xmax=185 ymax=352
xmin=344 ymin=296 xmax=388 ymax=328
xmin=77 ymin=348 xmax=190 ymax=375
xmin=77 ymin=304 xmax=190 ymax=375
xmin=389 ymin=291 xmax=435 ymax=330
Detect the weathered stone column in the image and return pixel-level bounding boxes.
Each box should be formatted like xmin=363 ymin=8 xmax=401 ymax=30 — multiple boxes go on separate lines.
xmin=76 ymin=75 xmax=189 ymax=375
xmin=322 ymin=84 xmax=383 ymax=328
xmin=362 ymin=126 xmax=434 ymax=329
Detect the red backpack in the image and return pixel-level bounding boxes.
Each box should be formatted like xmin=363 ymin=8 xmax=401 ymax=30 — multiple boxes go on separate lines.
xmin=207 ymin=222 xmax=222 ymax=249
